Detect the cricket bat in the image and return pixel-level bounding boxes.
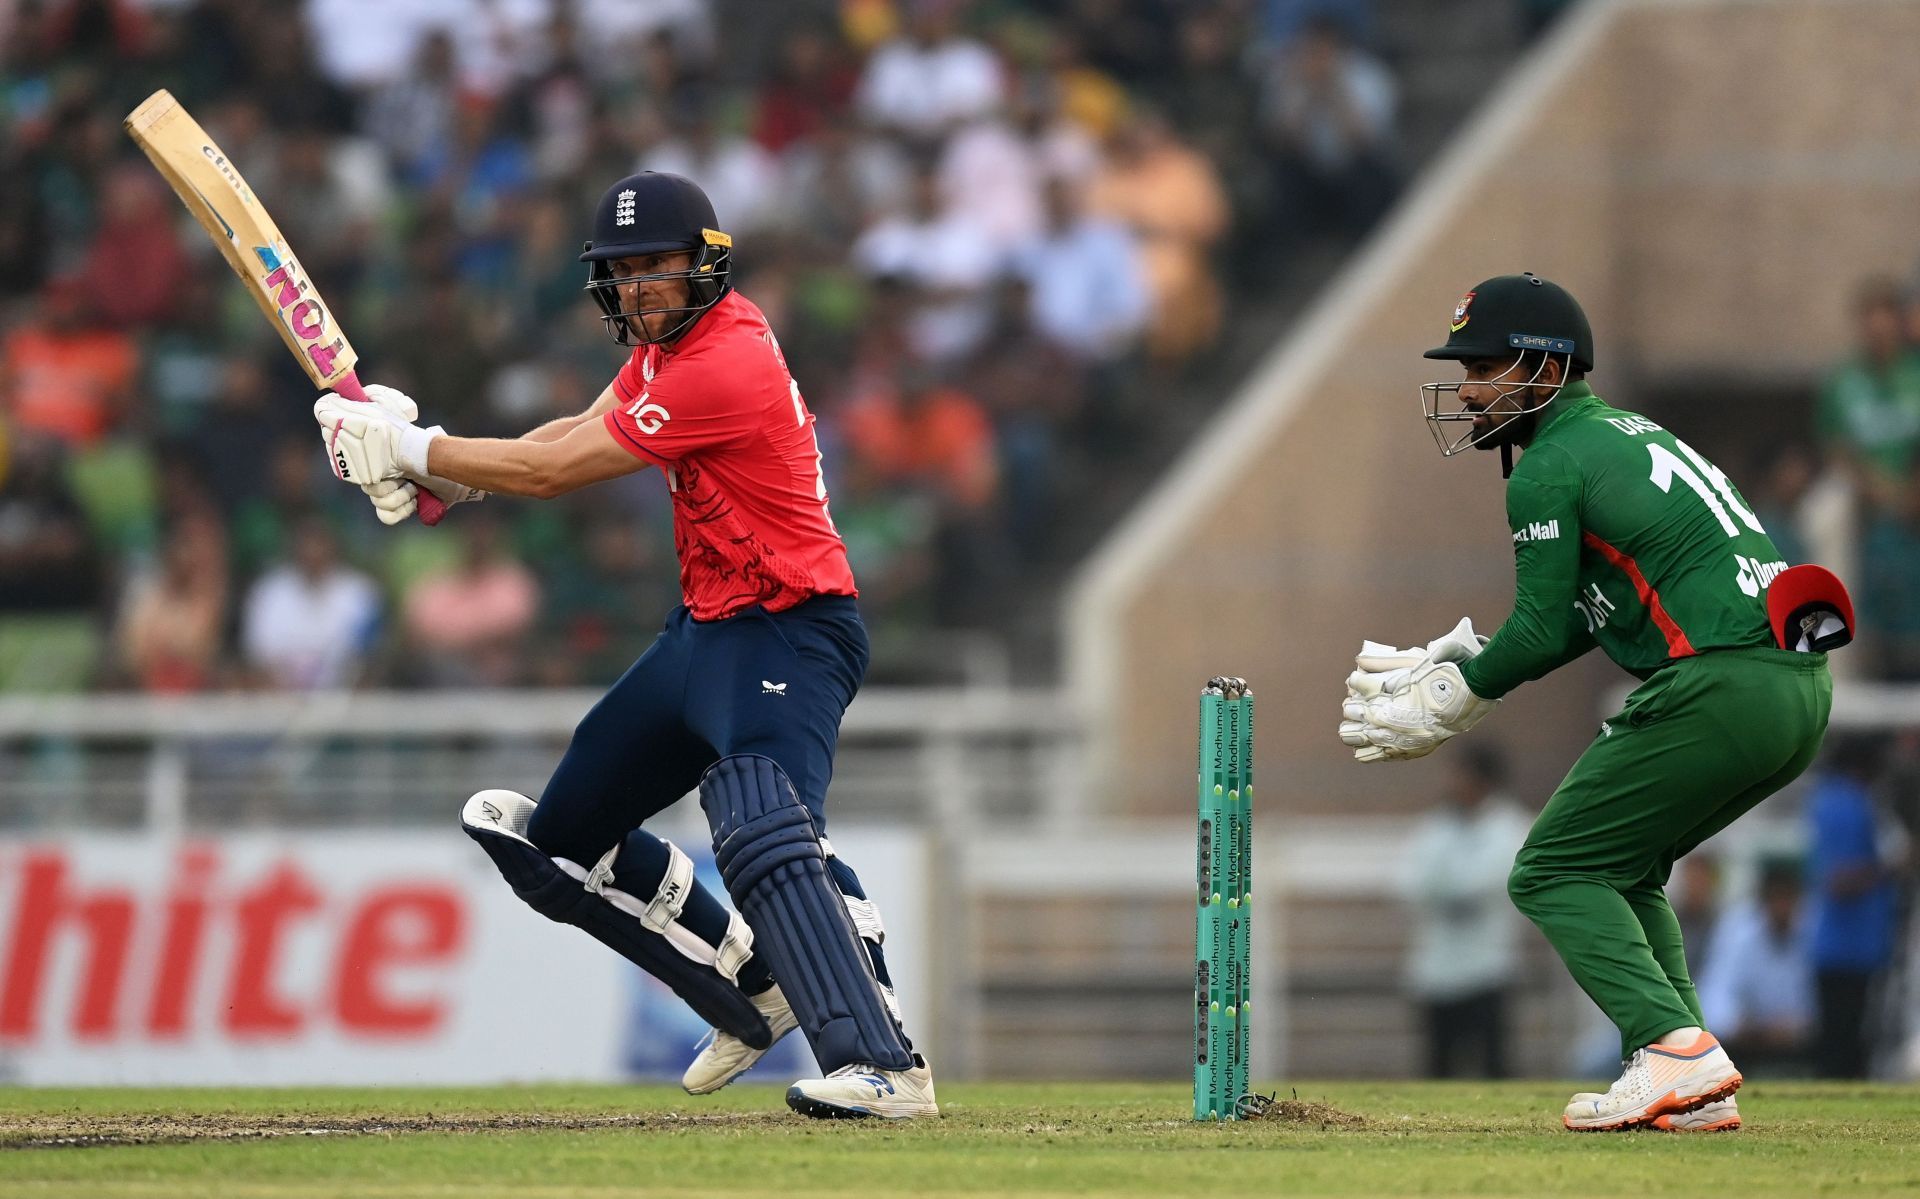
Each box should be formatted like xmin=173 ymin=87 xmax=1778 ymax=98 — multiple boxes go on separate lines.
xmin=123 ymin=89 xmax=446 ymax=524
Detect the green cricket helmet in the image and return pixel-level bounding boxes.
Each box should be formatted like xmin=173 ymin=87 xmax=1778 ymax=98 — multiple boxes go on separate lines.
xmin=1420 ymin=273 xmax=1593 ymax=459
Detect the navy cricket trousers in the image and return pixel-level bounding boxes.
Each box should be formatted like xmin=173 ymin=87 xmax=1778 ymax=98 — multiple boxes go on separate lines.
xmin=525 ymin=595 xmax=889 ymax=990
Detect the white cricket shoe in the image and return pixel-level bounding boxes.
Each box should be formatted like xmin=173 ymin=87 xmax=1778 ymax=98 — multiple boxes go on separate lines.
xmin=682 ymin=984 xmax=800 ymax=1095
xmin=1652 ymin=1097 xmax=1741 ymax=1132
xmin=1569 ymin=1093 xmax=1743 ymax=1132
xmin=1562 ymin=1031 xmax=1742 ymax=1131
xmin=786 ymin=1057 xmax=938 ymax=1119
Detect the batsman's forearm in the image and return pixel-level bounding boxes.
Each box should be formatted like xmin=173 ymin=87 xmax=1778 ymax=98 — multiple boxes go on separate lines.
xmin=524 ymin=382 xmax=622 ymax=443
xmin=425 ymin=435 xmax=565 ymax=498
xmin=522 ymin=414 xmax=585 ymax=443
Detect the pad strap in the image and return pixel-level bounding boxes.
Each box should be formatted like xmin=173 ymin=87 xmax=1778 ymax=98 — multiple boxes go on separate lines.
xmin=462 ymin=790 xmax=771 ymax=1047
xmin=843 ymin=896 xmax=886 ymax=943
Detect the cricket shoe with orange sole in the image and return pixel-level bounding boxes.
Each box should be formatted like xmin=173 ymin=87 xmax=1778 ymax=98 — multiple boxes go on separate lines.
xmin=1562 ymin=1031 xmax=1742 ymax=1131
xmin=1652 ymin=1098 xmax=1741 ymax=1131
xmin=1564 ymin=1091 xmax=1742 ymax=1131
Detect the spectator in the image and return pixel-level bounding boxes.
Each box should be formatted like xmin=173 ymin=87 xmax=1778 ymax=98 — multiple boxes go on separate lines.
xmin=522 ymin=11 xmax=596 ymax=182
xmin=852 ymin=162 xmax=1001 ymax=363
xmin=266 ymin=124 xmax=392 ymax=291
xmin=828 ymin=450 xmax=938 ymax=629
xmin=240 ymin=515 xmax=382 ymax=690
xmin=856 ymin=0 xmax=1004 ymax=142
xmin=421 ymin=94 xmax=536 ymax=292
xmin=0 ymin=165 xmax=50 ymax=300
xmin=936 ymin=110 xmax=1045 ymax=256
xmin=1806 ymin=736 xmax=1906 ymax=1078
xmin=975 ymin=276 xmax=1088 ymax=557
xmin=1670 ymin=851 xmax=1724 ymax=977
xmin=1087 ymin=109 xmax=1230 ymax=362
xmin=401 ymin=510 xmax=540 ymax=687
xmin=1397 ymin=743 xmax=1530 ymax=1079
xmin=1015 ymin=174 xmax=1149 ymax=365
xmin=378 ymin=276 xmax=499 ymax=432
xmin=245 ymin=14 xmax=357 ymax=134
xmin=229 ymin=435 xmax=353 ymax=583
xmin=361 ymin=26 xmax=461 ymax=179
xmin=1696 ymin=857 xmax=1815 ymax=1077
xmin=72 ymin=163 xmax=190 ymax=327
xmin=0 ymin=432 xmax=104 ymax=692
xmin=1858 ymin=488 xmax=1920 ymax=679
xmin=114 ymin=510 xmax=229 ymax=693
xmin=305 ymin=0 xmax=467 ymax=91
xmin=1006 ymin=72 xmax=1102 ymax=189
xmin=1260 ymin=15 xmax=1398 ymax=241
xmin=1060 ymin=0 xmax=1174 ymax=90
xmin=572 ymin=0 xmax=714 ymax=67
xmin=777 ymin=114 xmax=912 ymax=251
xmin=445 ymin=0 xmax=551 ymax=100
xmin=0 ymin=275 xmax=139 ymax=447
xmin=143 ymin=274 xmax=232 ymax=439
xmin=1750 ymin=445 xmax=1816 ymax=568
xmin=842 ymin=365 xmax=998 ymax=514
xmin=1817 ymin=277 xmax=1920 ymax=516
xmin=1163 ymin=4 xmax=1261 ymax=188
xmin=537 ymin=513 xmax=680 ymax=686
xmin=1039 ymin=27 xmax=1129 ymax=146
xmin=192 ymin=356 xmax=302 ymax=521
xmin=1257 ymin=0 xmax=1376 ymax=53
xmin=640 ymin=100 xmax=781 ymax=237
xmin=752 ymin=19 xmax=857 ymax=155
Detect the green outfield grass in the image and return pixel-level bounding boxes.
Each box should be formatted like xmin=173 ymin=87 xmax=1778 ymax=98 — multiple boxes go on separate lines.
xmin=1 ymin=1081 xmax=1916 ymax=1197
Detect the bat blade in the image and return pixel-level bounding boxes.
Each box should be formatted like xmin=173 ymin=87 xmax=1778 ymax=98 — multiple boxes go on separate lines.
xmin=124 ymin=89 xmax=358 ymax=391
xmin=123 ymin=89 xmax=445 ymax=524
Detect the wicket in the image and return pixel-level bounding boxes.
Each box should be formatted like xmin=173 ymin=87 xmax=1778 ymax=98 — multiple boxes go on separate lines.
xmin=1194 ymin=676 xmax=1253 ymax=1120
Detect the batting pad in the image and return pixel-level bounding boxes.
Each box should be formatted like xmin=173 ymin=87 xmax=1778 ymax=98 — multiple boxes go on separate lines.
xmin=461 ymin=789 xmax=772 ymax=1048
xmin=701 ymin=756 xmax=914 ymax=1073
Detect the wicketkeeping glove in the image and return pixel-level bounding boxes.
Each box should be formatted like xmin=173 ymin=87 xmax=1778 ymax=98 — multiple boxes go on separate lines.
xmin=1339 ymin=618 xmax=1496 ymax=762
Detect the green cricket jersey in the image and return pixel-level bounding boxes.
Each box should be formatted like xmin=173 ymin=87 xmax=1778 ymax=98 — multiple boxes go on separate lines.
xmin=1460 ymin=382 xmax=1785 ymax=700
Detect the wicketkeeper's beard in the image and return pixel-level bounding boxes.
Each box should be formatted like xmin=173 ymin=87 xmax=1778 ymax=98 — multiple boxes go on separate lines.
xmin=1471 ymin=405 xmax=1540 ymax=451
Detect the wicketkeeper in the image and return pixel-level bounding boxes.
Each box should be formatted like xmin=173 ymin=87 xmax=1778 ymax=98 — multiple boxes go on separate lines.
xmin=1340 ymin=273 xmax=1853 ymax=1131
xmin=310 ymin=172 xmax=935 ymax=1118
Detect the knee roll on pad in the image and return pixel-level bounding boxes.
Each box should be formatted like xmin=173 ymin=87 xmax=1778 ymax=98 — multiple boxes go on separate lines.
xmin=700 ymin=755 xmax=913 ymax=1073
xmin=460 ymin=789 xmax=770 ymax=1048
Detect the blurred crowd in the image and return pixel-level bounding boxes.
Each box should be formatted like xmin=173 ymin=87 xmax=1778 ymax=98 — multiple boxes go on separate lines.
xmin=1791 ymin=275 xmax=1920 ymax=680
xmin=1402 ymin=738 xmax=1920 ymax=1081
xmin=0 ymin=0 xmax=1415 ymax=693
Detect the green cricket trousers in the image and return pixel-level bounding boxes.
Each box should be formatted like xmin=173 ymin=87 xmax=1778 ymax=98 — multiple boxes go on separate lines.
xmin=1505 ymin=647 xmax=1832 ymax=1057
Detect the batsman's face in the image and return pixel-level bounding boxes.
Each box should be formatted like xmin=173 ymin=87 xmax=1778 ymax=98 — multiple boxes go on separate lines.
xmin=611 ymin=251 xmax=695 ymax=339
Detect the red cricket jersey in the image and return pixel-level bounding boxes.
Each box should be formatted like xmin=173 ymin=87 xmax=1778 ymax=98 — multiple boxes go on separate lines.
xmin=603 ymin=291 xmax=857 ymax=620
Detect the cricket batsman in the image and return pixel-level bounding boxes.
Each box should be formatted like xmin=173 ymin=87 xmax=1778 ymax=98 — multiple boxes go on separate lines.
xmin=1339 ymin=273 xmax=1854 ymax=1131
xmin=310 ymin=172 xmax=935 ymax=1118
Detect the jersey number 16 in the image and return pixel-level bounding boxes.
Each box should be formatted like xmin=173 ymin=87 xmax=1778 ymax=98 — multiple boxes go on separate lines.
xmin=1646 ymin=440 xmax=1765 ymax=538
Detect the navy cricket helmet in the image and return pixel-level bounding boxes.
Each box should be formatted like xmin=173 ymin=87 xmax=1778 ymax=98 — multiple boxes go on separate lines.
xmin=580 ymin=172 xmax=733 ymax=345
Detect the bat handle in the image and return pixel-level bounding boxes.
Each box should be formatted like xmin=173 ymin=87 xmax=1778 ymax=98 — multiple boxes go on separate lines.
xmin=334 ymin=371 xmax=449 ymax=526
